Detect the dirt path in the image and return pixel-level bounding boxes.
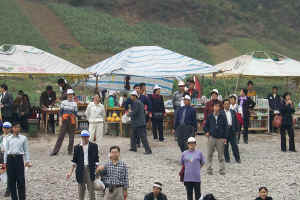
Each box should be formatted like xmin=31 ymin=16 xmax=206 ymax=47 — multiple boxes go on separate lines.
xmin=16 ymin=0 xmax=112 ymax=67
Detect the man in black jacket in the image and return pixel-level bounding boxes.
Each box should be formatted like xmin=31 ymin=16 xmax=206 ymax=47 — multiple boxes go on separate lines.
xmin=144 ymin=182 xmax=168 ymax=200
xmin=204 ymin=101 xmax=227 ymax=175
xmin=222 ymin=99 xmax=241 ymax=163
xmin=0 ymin=84 xmax=13 ymax=123
xmin=174 ymin=95 xmax=197 ymax=152
xmin=267 ymin=86 xmax=281 ymax=133
xmin=67 ymin=130 xmax=99 ymax=200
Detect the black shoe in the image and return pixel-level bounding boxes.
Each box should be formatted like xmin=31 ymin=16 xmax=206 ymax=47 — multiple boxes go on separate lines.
xmin=289 ymin=149 xmax=297 ymax=152
xmin=225 ymin=160 xmax=230 ymax=163
xmin=236 ymin=160 xmax=241 ymax=164
xmin=4 ymin=190 xmax=10 ymax=197
xmin=50 ymin=152 xmax=57 ymax=156
xmin=159 ymin=139 xmax=164 ymax=142
xmin=281 ymin=149 xmax=287 ymax=152
xmin=129 ymin=149 xmax=137 ymax=152
xmin=219 ymin=171 xmax=226 ymax=175
xmin=144 ymin=151 xmax=152 ymax=155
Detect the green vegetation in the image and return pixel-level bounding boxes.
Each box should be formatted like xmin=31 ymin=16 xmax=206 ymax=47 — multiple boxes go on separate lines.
xmin=0 ymin=0 xmax=49 ymax=50
xmin=48 ymin=3 xmax=213 ymax=63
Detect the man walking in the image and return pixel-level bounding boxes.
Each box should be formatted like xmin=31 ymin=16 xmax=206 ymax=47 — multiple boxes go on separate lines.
xmin=204 ymin=101 xmax=227 ymax=175
xmin=181 ymin=137 xmax=205 ymax=200
xmin=0 ymin=84 xmax=13 ymax=123
xmin=222 ymin=99 xmax=241 ymax=163
xmin=175 ymin=95 xmax=197 ymax=152
xmin=97 ymin=146 xmax=128 ymax=200
xmin=4 ymin=122 xmax=32 ymax=200
xmin=267 ymin=86 xmax=281 ymax=133
xmin=67 ymin=130 xmax=99 ymax=200
xmin=128 ymin=91 xmax=152 ymax=154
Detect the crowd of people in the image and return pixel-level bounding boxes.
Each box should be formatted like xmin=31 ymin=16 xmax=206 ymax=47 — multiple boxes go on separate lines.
xmin=0 ymin=78 xmax=295 ymax=200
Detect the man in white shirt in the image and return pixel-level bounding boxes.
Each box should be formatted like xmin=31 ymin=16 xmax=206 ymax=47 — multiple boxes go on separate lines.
xmin=221 ymin=99 xmax=241 ymax=163
xmin=85 ymin=94 xmax=106 ymax=145
xmin=67 ymin=130 xmax=99 ymax=200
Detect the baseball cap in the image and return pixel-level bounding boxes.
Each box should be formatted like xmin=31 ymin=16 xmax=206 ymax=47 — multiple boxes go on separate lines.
xmin=80 ymin=130 xmax=90 ymax=137
xmin=184 ymin=95 xmax=191 ymax=101
xmin=187 ymin=137 xmax=196 ymax=143
xmin=67 ymin=89 xmax=74 ymax=94
xmin=3 ymin=122 xmax=12 ymax=128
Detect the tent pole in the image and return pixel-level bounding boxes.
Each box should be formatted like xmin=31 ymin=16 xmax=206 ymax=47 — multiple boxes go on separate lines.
xmin=96 ymin=75 xmax=99 ymax=91
xmin=235 ymin=75 xmax=241 ymax=94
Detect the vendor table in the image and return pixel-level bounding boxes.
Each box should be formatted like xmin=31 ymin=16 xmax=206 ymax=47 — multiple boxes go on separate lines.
xmin=41 ymin=108 xmax=60 ymax=134
xmin=106 ymin=107 xmax=125 ymax=136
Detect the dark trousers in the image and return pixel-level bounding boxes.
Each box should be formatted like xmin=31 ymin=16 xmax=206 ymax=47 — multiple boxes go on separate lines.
xmin=7 ymin=155 xmax=25 ymax=200
xmin=151 ymin=118 xmax=164 ymax=141
xmin=242 ymin=117 xmax=249 ymax=143
xmin=224 ymin=128 xmax=240 ymax=162
xmin=184 ymin=182 xmax=201 ymax=200
xmin=52 ymin=119 xmax=75 ymax=154
xmin=176 ymin=125 xmax=194 ymax=152
xmin=280 ymin=126 xmax=295 ymax=151
xmin=130 ymin=126 xmax=152 ymax=153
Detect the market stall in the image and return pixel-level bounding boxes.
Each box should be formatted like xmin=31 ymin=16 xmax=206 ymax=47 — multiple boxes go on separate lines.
xmin=0 ymin=44 xmax=91 ymax=133
xmin=214 ymin=51 xmax=300 ymax=132
xmin=87 ymin=46 xmax=217 ymax=136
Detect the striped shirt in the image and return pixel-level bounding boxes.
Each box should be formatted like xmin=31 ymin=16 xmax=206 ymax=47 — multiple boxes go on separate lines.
xmin=60 ymin=100 xmax=78 ymax=116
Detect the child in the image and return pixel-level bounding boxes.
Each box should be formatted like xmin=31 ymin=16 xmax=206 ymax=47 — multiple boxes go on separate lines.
xmin=0 ymin=122 xmax=12 ymax=197
xmin=255 ymin=187 xmax=273 ymax=200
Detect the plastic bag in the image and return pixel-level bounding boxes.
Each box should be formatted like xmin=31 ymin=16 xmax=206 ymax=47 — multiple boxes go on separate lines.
xmin=122 ymin=114 xmax=131 ymax=124
xmin=94 ymin=178 xmax=105 ymax=191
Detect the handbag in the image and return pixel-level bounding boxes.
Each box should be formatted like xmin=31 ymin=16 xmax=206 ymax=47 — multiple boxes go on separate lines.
xmin=179 ymin=165 xmax=185 ymax=182
xmin=236 ymin=112 xmax=243 ymax=126
xmin=272 ymin=114 xmax=282 ymax=128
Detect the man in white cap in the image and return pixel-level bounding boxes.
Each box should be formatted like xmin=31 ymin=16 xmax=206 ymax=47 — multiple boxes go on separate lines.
xmin=0 ymin=121 xmax=12 ymax=197
xmin=203 ymin=89 xmax=222 ymax=123
xmin=172 ymin=81 xmax=186 ymax=127
xmin=174 ymin=95 xmax=197 ymax=152
xmin=128 ymin=91 xmax=152 ymax=154
xmin=181 ymin=137 xmax=205 ymax=200
xmin=144 ymin=182 xmax=168 ymax=200
xmin=67 ymin=130 xmax=99 ymax=200
xmin=51 ymin=89 xmax=78 ymax=156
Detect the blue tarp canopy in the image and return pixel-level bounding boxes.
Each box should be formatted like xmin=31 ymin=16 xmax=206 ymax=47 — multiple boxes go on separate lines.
xmin=87 ymin=46 xmax=216 ymax=95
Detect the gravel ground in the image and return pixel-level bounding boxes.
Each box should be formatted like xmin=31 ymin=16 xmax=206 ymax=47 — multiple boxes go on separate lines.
xmin=1 ymin=132 xmax=300 ymax=200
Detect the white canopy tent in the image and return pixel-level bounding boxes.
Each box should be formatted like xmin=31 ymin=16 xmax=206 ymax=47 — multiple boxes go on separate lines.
xmin=87 ymin=46 xmax=217 ymax=95
xmin=0 ymin=44 xmax=90 ymax=78
xmin=215 ymin=51 xmax=300 ymax=78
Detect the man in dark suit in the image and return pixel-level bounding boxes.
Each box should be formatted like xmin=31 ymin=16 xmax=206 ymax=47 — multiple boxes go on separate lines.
xmin=222 ymin=99 xmax=241 ymax=163
xmin=0 ymin=84 xmax=13 ymax=123
xmin=238 ymin=89 xmax=256 ymax=144
xmin=40 ymin=85 xmax=57 ymax=133
xmin=67 ymin=130 xmax=99 ymax=200
xmin=267 ymin=86 xmax=281 ymax=133
xmin=174 ymin=95 xmax=197 ymax=152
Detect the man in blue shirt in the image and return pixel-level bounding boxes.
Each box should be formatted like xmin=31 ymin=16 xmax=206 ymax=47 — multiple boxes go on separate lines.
xmin=175 ymin=95 xmax=197 ymax=152
xmin=4 ymin=122 xmax=32 ymax=200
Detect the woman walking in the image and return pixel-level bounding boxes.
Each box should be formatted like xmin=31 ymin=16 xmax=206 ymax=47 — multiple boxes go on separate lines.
xmin=85 ymin=93 xmax=105 ymax=145
xmin=279 ymin=92 xmax=296 ymax=152
xmin=149 ymin=85 xmax=166 ymax=141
